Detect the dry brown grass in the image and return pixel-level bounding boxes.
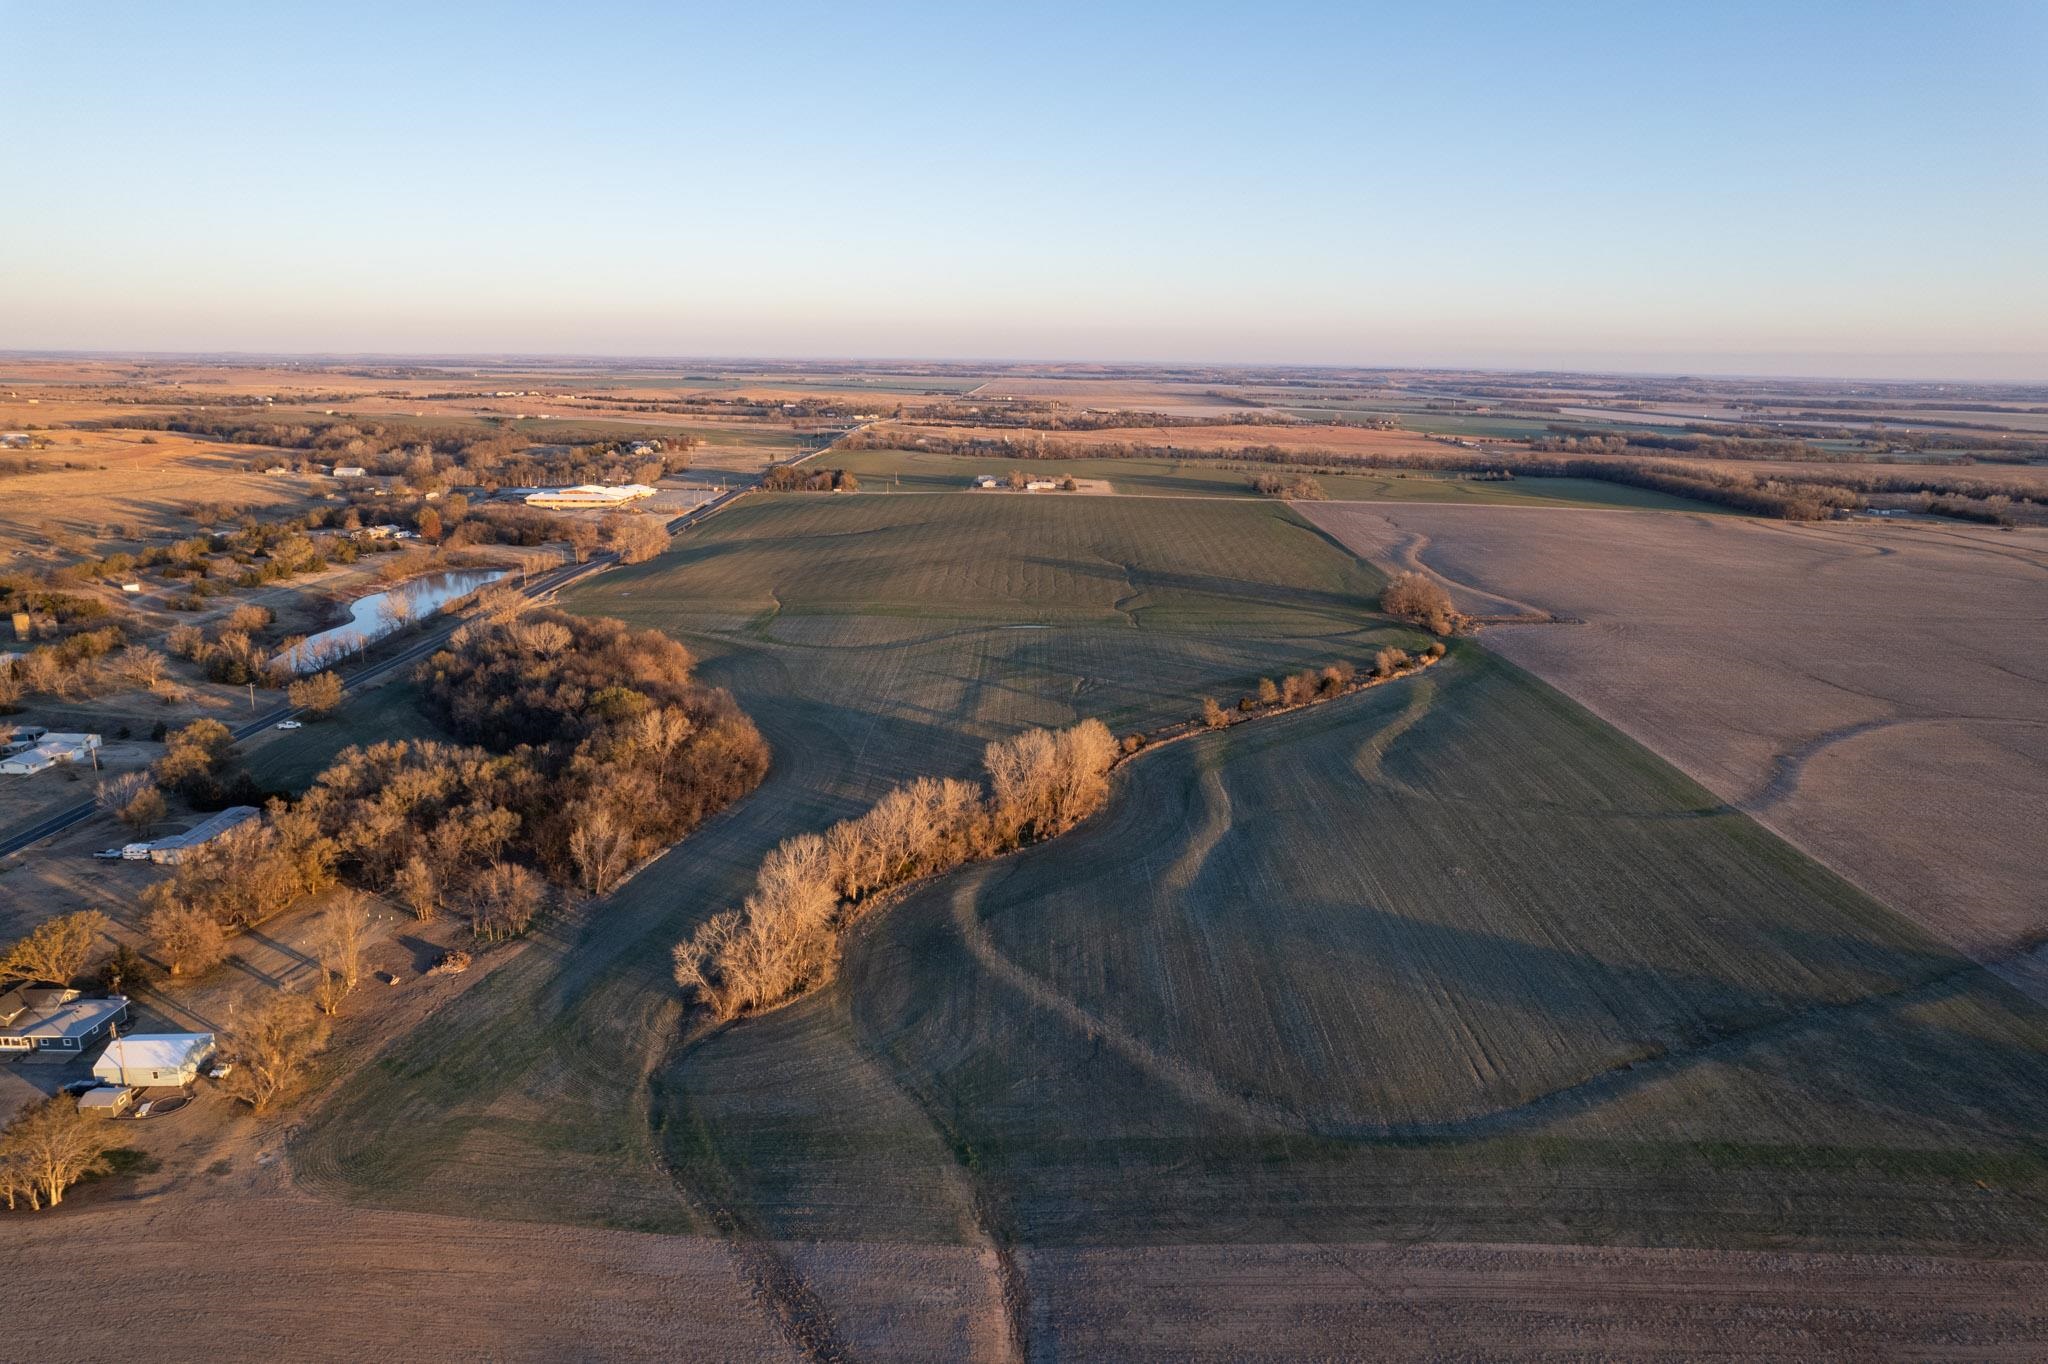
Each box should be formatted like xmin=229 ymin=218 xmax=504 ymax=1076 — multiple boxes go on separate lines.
xmin=1303 ymin=503 xmax=2048 ymax=961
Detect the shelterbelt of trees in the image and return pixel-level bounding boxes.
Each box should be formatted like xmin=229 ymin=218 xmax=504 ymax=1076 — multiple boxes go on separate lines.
xmin=140 ymin=594 xmax=769 ymax=974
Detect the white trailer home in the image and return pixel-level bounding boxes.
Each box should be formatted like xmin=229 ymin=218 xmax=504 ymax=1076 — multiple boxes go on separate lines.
xmin=93 ymin=1033 xmax=216 ymax=1089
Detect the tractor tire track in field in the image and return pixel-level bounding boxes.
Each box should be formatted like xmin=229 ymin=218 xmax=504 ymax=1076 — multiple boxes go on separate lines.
xmin=950 ymin=844 xmax=2035 ymax=1147
xmin=939 ymin=692 xmax=2046 ymax=1150
xmin=1354 ymin=514 xmax=1558 ymax=623
xmin=845 ymin=1034 xmax=1034 ymax=1364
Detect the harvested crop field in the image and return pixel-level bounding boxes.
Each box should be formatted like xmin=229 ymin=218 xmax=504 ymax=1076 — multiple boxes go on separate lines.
xmin=1302 ymin=504 xmax=2048 ymax=961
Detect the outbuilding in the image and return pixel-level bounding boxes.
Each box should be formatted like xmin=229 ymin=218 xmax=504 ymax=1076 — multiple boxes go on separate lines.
xmin=147 ymin=805 xmax=260 ymax=864
xmin=92 ymin=1033 xmax=216 ymax=1089
xmin=77 ymin=1085 xmax=135 ymax=1117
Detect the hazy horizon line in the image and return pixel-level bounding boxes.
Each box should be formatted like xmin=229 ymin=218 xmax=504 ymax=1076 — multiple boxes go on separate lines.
xmin=2 ymin=347 xmax=2042 ymax=389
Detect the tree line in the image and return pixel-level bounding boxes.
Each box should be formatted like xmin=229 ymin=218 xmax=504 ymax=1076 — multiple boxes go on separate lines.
xmin=674 ymin=719 xmax=1117 ymax=1020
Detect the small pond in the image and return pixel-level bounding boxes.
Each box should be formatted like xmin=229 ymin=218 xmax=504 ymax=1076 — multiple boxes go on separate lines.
xmin=277 ymin=568 xmax=509 ymax=673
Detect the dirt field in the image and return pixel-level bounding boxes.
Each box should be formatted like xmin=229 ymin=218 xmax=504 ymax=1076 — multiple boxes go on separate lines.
xmin=1301 ymin=504 xmax=2048 ymax=962
xmin=8 ymin=1188 xmax=2046 ymax=1362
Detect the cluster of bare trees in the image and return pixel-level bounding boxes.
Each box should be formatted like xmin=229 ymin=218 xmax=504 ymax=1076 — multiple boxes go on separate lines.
xmin=1209 ymin=644 xmax=1446 ymax=727
xmin=761 ymin=465 xmax=859 ymax=492
xmin=141 ymin=805 xmax=337 ymax=973
xmin=416 ymin=609 xmax=771 ymax=892
xmin=1380 ymin=573 xmax=1466 ymax=636
xmin=1 ymin=1097 xmax=115 ymax=1210
xmin=0 ymin=624 xmax=137 ymax=704
xmin=1246 ymin=473 xmax=1327 ymax=500
xmin=602 ymin=513 xmax=672 ymax=564
xmin=153 ymin=719 xmax=263 ymax=810
xmin=675 ymin=719 xmax=1116 ymax=1021
xmin=220 ymin=991 xmax=330 ymax=1111
xmin=286 ymin=670 xmax=344 ymax=716
xmin=0 ymin=911 xmax=108 ymax=987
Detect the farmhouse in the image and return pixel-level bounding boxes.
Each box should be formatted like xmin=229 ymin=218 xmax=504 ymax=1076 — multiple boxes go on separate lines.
xmin=523 ymin=483 xmax=656 ymax=509
xmin=93 ymin=1032 xmax=216 ymax=1089
xmin=973 ymin=475 xmax=1003 ymax=489
xmin=0 ymin=989 xmax=130 ymax=1056
xmin=146 ymin=805 xmax=261 ymax=864
xmin=1 ymin=732 xmax=99 ymax=775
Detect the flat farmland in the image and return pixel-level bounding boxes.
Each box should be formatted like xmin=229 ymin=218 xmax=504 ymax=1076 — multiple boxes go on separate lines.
xmin=291 ymin=493 xmax=1412 ymax=1234
xmin=829 ymin=448 xmax=1719 ymax=510
xmin=1301 ymin=504 xmax=2048 ymax=961
xmin=122 ymin=487 xmax=2048 ymax=1356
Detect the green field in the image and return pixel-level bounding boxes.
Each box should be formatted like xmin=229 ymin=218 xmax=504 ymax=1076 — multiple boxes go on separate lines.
xmin=827 ymin=447 xmax=1724 ymax=511
xmin=291 ymin=493 xmax=1413 ymax=1227
xmin=292 ymin=490 xmax=2048 ymax=1264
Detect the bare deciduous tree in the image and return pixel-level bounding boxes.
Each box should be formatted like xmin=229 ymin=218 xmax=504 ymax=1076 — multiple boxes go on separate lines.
xmin=313 ymin=891 xmax=371 ymax=1015
xmin=142 ymin=901 xmax=227 ymax=978
xmin=222 ymin=992 xmax=330 ymax=1110
xmin=0 ymin=910 xmax=110 ymax=986
xmin=0 ymin=1096 xmax=114 ymax=1209
xmin=1380 ymin=572 xmax=1464 ymax=636
xmin=567 ymin=803 xmax=633 ymax=895
xmin=467 ymin=861 xmax=542 ymax=941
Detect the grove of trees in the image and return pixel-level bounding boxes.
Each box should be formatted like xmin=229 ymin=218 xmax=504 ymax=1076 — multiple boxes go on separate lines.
xmin=674 ymin=719 xmax=1115 ymax=1020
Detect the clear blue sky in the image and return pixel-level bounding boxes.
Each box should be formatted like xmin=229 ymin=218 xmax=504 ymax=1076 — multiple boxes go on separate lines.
xmin=4 ymin=0 xmax=2043 ymax=379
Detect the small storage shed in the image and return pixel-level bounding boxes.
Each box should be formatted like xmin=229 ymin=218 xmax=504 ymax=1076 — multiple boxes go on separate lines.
xmin=92 ymin=1033 xmax=216 ymax=1089
xmin=77 ymin=1086 xmax=135 ymax=1117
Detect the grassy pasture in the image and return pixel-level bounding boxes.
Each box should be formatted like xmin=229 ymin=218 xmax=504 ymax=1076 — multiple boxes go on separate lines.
xmin=827 ymin=447 xmax=1720 ymax=510
xmin=674 ymin=648 xmax=2048 ymax=1255
xmin=291 ymin=493 xmax=1411 ymax=1225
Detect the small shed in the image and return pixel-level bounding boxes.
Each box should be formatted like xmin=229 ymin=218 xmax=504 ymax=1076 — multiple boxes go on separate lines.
xmin=93 ymin=1033 xmax=216 ymax=1089
xmin=77 ymin=1086 xmax=135 ymax=1117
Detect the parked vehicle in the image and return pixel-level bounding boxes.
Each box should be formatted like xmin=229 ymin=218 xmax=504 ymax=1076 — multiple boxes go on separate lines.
xmin=93 ymin=847 xmax=125 ymax=860
xmin=275 ymin=719 xmax=303 ymax=731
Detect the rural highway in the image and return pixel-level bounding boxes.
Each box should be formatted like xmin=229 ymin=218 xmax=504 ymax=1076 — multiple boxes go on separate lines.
xmin=0 ymin=472 xmax=775 ymax=860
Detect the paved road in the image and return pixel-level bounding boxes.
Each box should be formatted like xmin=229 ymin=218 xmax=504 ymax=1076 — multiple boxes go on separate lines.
xmin=0 ymin=475 xmax=768 ymax=859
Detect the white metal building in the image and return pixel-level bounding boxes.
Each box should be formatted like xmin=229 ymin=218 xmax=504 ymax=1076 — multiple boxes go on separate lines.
xmin=146 ymin=805 xmax=260 ymax=864
xmin=93 ymin=1033 xmax=216 ymax=1089
xmin=523 ymin=483 xmax=656 ymax=509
